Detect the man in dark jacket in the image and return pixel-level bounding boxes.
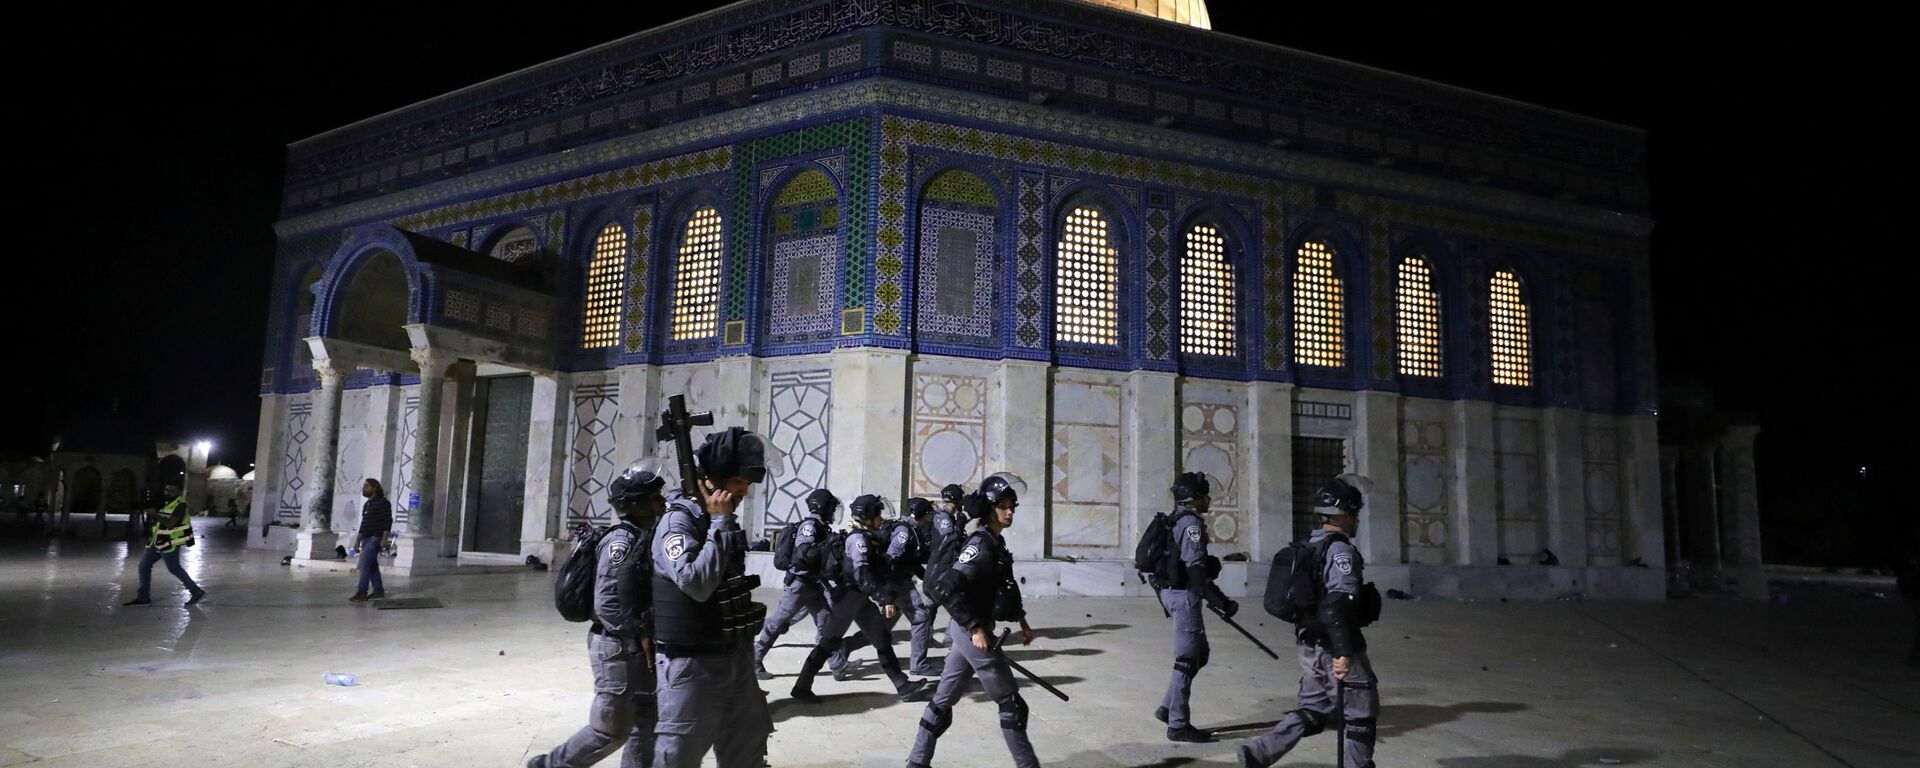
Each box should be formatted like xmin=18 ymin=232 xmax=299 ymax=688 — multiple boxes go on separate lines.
xmin=350 ymin=479 xmax=393 ymax=602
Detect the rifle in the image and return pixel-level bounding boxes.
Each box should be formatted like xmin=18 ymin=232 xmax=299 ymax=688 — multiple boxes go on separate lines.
xmin=1208 ymin=603 xmax=1280 ymax=660
xmin=654 ymin=394 xmax=714 ymax=498
xmin=991 ymin=628 xmax=1070 ymax=702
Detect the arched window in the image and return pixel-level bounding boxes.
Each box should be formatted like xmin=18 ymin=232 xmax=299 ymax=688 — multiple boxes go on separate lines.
xmin=1490 ymin=269 xmax=1532 ymax=386
xmin=1055 ymin=206 xmax=1119 ymax=346
xmin=1180 ymin=223 xmax=1235 ymax=356
xmin=581 ymin=223 xmax=627 ymax=350
xmin=1396 ymin=256 xmax=1443 ymax=377
xmin=668 ymin=207 xmax=723 ymax=341
xmin=1292 ymin=238 xmax=1345 ymax=367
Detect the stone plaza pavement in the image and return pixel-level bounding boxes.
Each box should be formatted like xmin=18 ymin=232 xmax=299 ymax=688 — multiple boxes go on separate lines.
xmin=1 ymin=521 xmax=1915 ymax=768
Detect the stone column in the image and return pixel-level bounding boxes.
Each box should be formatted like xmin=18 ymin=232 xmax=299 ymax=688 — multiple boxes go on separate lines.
xmin=1245 ymin=382 xmax=1295 ymax=561
xmin=1352 ymin=391 xmax=1404 ymax=565
xmin=522 ymin=372 xmax=573 ymax=564
xmin=1453 ymin=399 xmax=1499 ymax=565
xmin=1681 ymin=445 xmax=1721 ymax=588
xmin=393 ymin=349 xmax=456 ymax=572
xmin=248 ymin=394 xmax=286 ymax=551
xmin=987 ymin=360 xmax=1051 ymax=562
xmin=294 ymin=359 xmax=345 ymax=560
xmin=1540 ymin=407 xmax=1587 ymax=567
xmin=1721 ymin=426 xmax=1766 ymax=599
xmin=827 ymin=349 xmax=911 ymax=504
xmin=1125 ymin=370 xmax=1179 ymax=553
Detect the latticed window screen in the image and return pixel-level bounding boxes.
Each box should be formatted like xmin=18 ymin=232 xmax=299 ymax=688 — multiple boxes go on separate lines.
xmin=1180 ymin=224 xmax=1235 ymax=356
xmin=1293 ymin=240 xmax=1345 ymax=366
xmin=1396 ymin=257 xmax=1442 ymax=377
xmin=1490 ymin=270 xmax=1532 ymax=386
xmin=581 ymin=224 xmax=627 ymax=349
xmin=669 ymin=208 xmax=723 ymax=341
xmin=1055 ymin=207 xmax=1119 ymax=346
xmin=1292 ymin=436 xmax=1348 ymax=542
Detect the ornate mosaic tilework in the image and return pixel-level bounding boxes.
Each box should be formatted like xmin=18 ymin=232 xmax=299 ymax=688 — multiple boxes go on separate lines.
xmin=1370 ymin=221 xmax=1395 ymax=381
xmin=1014 ymin=171 xmax=1047 ymax=349
xmin=769 ymin=235 xmax=841 ymax=338
xmin=923 ymin=169 xmax=997 ymax=207
xmin=567 ymin=381 xmax=621 ymax=525
xmin=625 ymin=204 xmax=655 ymax=354
xmin=1144 ymin=206 xmax=1172 ymax=362
xmin=774 ymin=168 xmax=838 ymax=207
xmin=391 ymin=147 xmax=730 ymax=233
xmin=916 ymin=206 xmax=996 ymax=340
xmin=765 ymin=370 xmax=831 ymax=529
xmin=728 ymin=120 xmax=869 ymax=338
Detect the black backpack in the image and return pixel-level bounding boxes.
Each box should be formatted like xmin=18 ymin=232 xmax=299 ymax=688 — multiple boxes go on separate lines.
xmin=1264 ymin=533 xmax=1382 ymax=627
xmin=554 ymin=521 xmax=636 ymax=623
xmin=819 ymin=529 xmax=849 ymax=583
xmin=1133 ymin=510 xmax=1192 ymax=586
xmin=772 ymin=520 xmax=804 ymax=571
xmin=923 ymin=525 xmax=972 ymax=600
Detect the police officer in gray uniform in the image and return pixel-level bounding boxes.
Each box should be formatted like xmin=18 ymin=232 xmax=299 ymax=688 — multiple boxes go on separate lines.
xmin=907 ymin=473 xmax=1041 ymax=768
xmin=791 ymin=494 xmax=931 ymax=703
xmin=1240 ymin=476 xmax=1379 ymax=768
xmin=753 ymin=488 xmax=841 ymax=680
xmin=650 ymin=428 xmax=775 ymax=768
xmin=901 ymin=497 xmax=942 ymax=675
xmin=530 ymin=459 xmax=669 ymax=768
xmin=1155 ymin=472 xmax=1239 ymax=743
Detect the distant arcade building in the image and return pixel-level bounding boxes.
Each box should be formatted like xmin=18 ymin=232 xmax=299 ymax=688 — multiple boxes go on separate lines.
xmin=251 ymin=0 xmax=1668 ymax=598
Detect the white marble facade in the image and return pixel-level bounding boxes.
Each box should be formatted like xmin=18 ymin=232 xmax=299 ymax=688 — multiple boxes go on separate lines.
xmin=252 ymin=351 xmax=1662 ymax=597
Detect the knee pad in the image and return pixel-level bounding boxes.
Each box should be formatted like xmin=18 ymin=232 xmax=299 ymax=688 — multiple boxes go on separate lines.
xmin=1173 ymin=655 xmax=1201 ymax=676
xmin=1193 ymin=644 xmax=1211 ymax=671
xmin=919 ymin=704 xmax=953 ymax=737
xmin=996 ymin=692 xmax=1029 ymax=732
xmin=1290 ymin=708 xmax=1326 ymax=736
xmin=1345 ymin=717 xmax=1377 ymax=747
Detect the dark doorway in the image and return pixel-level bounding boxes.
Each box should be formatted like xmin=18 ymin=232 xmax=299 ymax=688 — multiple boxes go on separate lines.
xmin=1292 ymin=436 xmax=1348 ymax=543
xmin=467 ymin=375 xmax=532 ymax=555
xmin=70 ymin=467 xmax=102 ymax=515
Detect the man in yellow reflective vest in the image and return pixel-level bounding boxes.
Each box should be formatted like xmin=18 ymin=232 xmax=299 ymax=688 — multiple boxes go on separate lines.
xmin=124 ymin=482 xmax=206 ymax=606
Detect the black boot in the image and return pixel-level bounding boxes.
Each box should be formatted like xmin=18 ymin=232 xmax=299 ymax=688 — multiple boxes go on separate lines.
xmin=791 ymin=644 xmax=833 ymax=702
xmin=1167 ymin=725 xmax=1215 ymax=743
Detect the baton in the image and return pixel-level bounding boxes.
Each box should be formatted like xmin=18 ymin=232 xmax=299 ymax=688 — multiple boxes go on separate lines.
xmin=991 ymin=628 xmax=1070 ymax=702
xmin=1335 ymin=676 xmax=1346 ymax=768
xmin=1208 ymin=603 xmax=1280 ymax=659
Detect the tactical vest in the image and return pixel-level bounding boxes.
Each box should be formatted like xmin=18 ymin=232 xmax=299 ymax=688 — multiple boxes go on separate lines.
xmin=650 ymin=512 xmax=725 ymax=652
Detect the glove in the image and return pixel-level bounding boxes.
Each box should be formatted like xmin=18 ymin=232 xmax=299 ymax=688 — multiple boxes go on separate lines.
xmin=1219 ymin=599 xmax=1239 ymax=619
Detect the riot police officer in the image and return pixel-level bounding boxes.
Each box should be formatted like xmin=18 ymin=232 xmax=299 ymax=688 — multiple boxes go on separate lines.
xmin=1156 ymin=472 xmax=1237 ymax=742
xmin=649 ymin=428 xmax=776 ymax=768
xmin=791 ymin=494 xmax=931 ymax=703
xmin=1240 ymin=476 xmax=1380 ymax=768
xmin=903 ymin=497 xmax=942 ymax=674
xmin=530 ymin=459 xmax=669 ymax=768
xmin=753 ymin=488 xmax=841 ymax=680
xmin=907 ymin=473 xmax=1041 ymax=768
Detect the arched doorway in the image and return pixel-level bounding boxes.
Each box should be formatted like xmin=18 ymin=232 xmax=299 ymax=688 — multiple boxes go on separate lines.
xmin=335 ymin=251 xmax=411 ymax=350
xmin=70 ymin=467 xmax=102 ymax=515
xmin=156 ymin=455 xmax=187 ymax=492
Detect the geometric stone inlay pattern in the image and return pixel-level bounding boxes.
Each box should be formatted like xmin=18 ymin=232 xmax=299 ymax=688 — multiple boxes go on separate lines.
xmin=765 ymin=370 xmax=831 ymax=530
xmin=910 ymin=373 xmax=988 ymax=498
xmin=567 ymin=382 xmax=621 ymax=526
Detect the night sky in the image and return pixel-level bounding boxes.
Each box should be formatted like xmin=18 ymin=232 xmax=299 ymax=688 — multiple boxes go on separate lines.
xmin=5 ymin=4 xmax=1899 ymax=563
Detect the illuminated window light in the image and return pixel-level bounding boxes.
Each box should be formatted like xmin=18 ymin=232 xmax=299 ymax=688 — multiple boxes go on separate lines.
xmin=669 ymin=208 xmax=723 ymax=341
xmin=581 ymin=223 xmax=628 ymax=349
xmin=1293 ymin=240 xmax=1345 ymax=367
xmin=1491 ymin=270 xmax=1531 ymax=386
xmin=1055 ymin=207 xmax=1119 ymax=346
xmin=1396 ymin=257 xmax=1442 ymax=377
xmin=1180 ymin=224 xmax=1235 ymax=356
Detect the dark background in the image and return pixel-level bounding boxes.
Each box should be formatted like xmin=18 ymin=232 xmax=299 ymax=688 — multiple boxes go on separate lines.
xmin=3 ymin=5 xmax=1899 ymax=565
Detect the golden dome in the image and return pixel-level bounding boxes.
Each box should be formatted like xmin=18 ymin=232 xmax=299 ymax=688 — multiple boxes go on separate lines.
xmin=1076 ymin=0 xmax=1212 ymax=30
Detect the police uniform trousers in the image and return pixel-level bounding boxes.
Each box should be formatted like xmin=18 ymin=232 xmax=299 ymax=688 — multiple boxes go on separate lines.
xmin=906 ymin=618 xmax=1039 ymax=768
xmin=753 ymin=576 xmax=831 ymax=660
xmin=652 ymin=642 xmax=770 ymax=768
xmin=1243 ymin=645 xmax=1378 ymax=768
xmin=806 ymin=587 xmax=909 ymax=685
xmin=544 ymin=630 xmax=655 ymax=768
xmin=1157 ymin=588 xmax=1210 ymax=729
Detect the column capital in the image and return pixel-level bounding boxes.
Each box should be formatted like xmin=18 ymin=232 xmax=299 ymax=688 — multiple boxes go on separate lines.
xmin=312 ymin=359 xmax=348 ymax=385
xmin=410 ymin=347 xmax=459 ymax=377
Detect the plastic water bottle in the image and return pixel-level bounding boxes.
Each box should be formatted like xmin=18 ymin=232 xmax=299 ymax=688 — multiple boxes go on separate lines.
xmin=322 ymin=673 xmax=358 ymax=687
